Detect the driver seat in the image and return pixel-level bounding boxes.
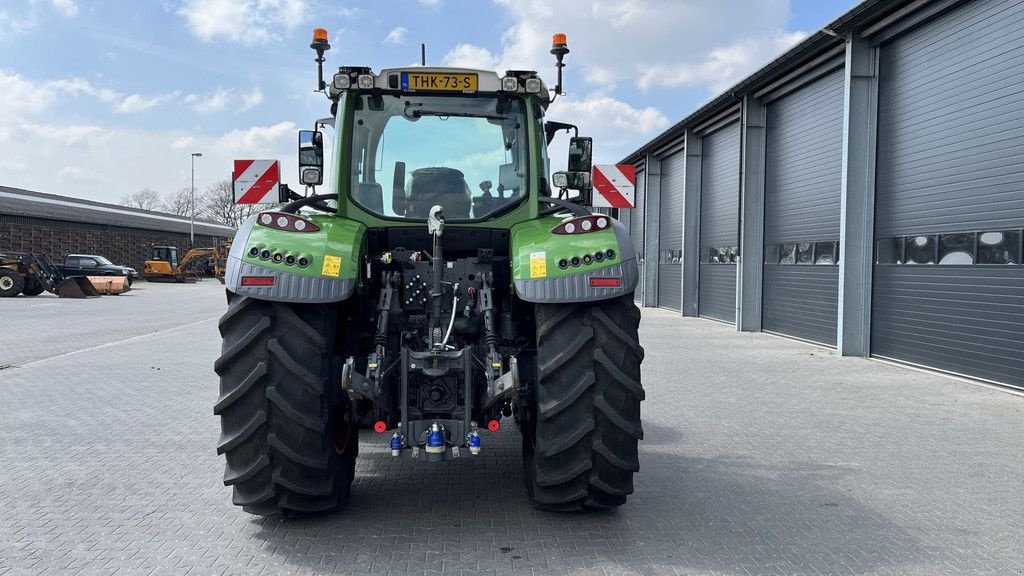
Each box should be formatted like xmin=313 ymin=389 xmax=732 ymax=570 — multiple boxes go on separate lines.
xmin=405 ymin=167 xmax=472 ymax=219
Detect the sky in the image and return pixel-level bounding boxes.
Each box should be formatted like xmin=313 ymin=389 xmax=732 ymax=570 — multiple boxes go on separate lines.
xmin=0 ymin=0 xmax=859 ymax=205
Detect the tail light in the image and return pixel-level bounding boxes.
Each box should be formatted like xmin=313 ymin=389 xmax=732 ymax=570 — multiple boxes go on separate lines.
xmin=552 ymin=215 xmax=611 ymax=235
xmin=257 ymin=212 xmax=320 ymax=233
xmin=241 ymin=276 xmax=275 ymax=287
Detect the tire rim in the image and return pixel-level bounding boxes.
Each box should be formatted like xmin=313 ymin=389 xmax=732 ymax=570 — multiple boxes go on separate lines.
xmin=0 ymin=276 xmax=13 ymax=291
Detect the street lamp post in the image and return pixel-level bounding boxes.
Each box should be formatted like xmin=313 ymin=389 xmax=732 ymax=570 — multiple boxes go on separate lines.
xmin=190 ymin=152 xmax=202 ymax=246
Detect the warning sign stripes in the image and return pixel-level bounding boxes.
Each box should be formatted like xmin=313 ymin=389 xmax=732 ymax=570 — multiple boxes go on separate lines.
xmin=232 ymin=159 xmax=280 ymax=204
xmin=592 ymin=164 xmax=636 ymax=209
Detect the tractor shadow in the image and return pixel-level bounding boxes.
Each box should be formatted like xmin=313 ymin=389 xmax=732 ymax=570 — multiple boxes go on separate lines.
xmin=248 ymin=428 xmax=921 ymax=575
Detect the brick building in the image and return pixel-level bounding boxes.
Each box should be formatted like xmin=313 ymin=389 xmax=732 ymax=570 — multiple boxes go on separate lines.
xmin=0 ymin=186 xmax=235 ymax=272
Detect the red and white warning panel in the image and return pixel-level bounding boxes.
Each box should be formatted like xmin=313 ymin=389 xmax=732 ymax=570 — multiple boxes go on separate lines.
xmin=592 ymin=164 xmax=635 ymax=209
xmin=232 ymin=160 xmax=281 ymax=204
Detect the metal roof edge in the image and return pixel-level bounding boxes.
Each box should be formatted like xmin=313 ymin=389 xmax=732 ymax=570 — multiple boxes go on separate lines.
xmin=0 ymin=185 xmax=235 ymax=232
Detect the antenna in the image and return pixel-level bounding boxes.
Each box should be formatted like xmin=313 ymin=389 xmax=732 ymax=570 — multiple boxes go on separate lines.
xmin=421 ymin=43 xmax=426 ymax=66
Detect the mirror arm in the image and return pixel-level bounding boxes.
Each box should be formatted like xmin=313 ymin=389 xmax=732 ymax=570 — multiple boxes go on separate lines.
xmin=538 ymin=196 xmax=590 ymax=217
xmin=281 ymin=191 xmax=337 ymax=214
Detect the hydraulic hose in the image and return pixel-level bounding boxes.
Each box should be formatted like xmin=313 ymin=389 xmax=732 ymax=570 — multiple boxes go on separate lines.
xmin=441 ymin=283 xmax=459 ymax=349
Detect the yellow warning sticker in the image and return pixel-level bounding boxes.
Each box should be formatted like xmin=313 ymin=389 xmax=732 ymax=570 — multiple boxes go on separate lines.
xmin=321 ymin=255 xmax=342 ymax=278
xmin=529 ymin=251 xmax=547 ymax=278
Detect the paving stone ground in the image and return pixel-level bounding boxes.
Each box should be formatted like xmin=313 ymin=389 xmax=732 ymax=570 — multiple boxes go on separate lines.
xmin=1 ymin=282 xmax=1022 ymax=576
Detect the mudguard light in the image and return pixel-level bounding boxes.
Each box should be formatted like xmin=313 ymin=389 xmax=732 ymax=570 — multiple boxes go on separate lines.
xmin=257 ymin=211 xmax=320 ymax=232
xmin=551 ymin=215 xmax=610 ymax=235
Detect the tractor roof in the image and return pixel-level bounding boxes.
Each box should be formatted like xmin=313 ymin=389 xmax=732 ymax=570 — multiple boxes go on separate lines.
xmin=326 ymin=66 xmax=551 ymax=105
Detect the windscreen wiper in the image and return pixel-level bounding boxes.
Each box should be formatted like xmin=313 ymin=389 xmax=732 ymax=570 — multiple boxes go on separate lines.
xmin=409 ymin=110 xmax=511 ymax=121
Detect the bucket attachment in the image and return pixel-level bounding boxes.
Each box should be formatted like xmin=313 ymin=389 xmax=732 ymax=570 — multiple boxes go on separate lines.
xmin=85 ymin=276 xmax=131 ymax=295
xmin=55 ymin=276 xmax=101 ymax=298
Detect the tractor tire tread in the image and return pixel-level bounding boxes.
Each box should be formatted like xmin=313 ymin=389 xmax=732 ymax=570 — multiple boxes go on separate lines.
xmin=215 ymin=294 xmax=354 ymax=517
xmin=526 ymin=295 xmax=644 ymax=511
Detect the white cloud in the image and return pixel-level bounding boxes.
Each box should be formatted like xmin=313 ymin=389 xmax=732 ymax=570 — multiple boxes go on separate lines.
xmin=56 ymin=165 xmax=96 ymax=184
xmin=46 ymin=78 xmax=121 ymax=103
xmin=185 ymin=88 xmax=232 ymax=113
xmin=185 ymin=87 xmax=264 ymax=113
xmin=240 ymin=87 xmax=263 ymax=111
xmin=0 ymin=70 xmax=56 ymax=120
xmin=115 ymin=92 xmax=178 ymax=114
xmin=50 ymin=0 xmax=78 ymax=17
xmin=442 ymin=44 xmax=499 ymax=70
xmin=171 ymin=136 xmax=198 ymax=150
xmin=384 ymin=26 xmax=408 ymax=45
xmin=638 ymin=31 xmax=809 ymax=92
xmin=218 ymin=121 xmax=296 ymax=152
xmin=178 ymin=0 xmax=309 ymax=45
xmin=547 ymin=92 xmax=670 ymax=168
xmin=23 ymin=123 xmax=109 ymax=146
xmin=418 ymin=0 xmax=441 ymax=6
xmin=468 ymin=0 xmax=804 ymax=95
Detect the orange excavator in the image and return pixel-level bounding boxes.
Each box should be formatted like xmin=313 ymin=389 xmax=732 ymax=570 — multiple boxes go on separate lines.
xmin=143 ymin=244 xmax=228 ymax=283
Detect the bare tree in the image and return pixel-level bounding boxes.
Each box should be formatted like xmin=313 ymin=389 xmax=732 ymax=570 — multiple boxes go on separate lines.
xmin=120 ymin=188 xmax=163 ymax=211
xmin=162 ymin=187 xmax=193 ymax=216
xmin=198 ymin=179 xmax=264 ymax=228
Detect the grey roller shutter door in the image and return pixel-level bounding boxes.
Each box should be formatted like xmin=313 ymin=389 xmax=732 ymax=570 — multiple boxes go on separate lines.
xmin=873 ymin=0 xmax=1024 ymax=389
xmin=698 ymin=123 xmax=740 ymax=322
xmin=657 ymin=153 xmax=685 ymax=310
xmin=630 ymin=169 xmax=646 ymax=303
xmin=762 ymin=69 xmax=845 ymax=345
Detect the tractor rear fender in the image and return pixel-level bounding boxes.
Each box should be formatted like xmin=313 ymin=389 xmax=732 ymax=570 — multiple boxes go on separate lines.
xmin=224 ymin=213 xmax=366 ymax=303
xmin=510 ymin=215 xmax=638 ymax=303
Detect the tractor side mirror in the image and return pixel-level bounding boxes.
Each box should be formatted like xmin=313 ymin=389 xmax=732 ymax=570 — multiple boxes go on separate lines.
xmin=298 ymin=130 xmax=324 ymax=186
xmin=568 ymin=136 xmax=592 ymax=173
xmin=555 ymin=136 xmax=594 ymax=202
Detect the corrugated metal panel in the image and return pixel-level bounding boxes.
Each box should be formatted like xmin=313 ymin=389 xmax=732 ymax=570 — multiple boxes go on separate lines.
xmin=657 ymin=152 xmax=686 ymax=311
xmin=872 ymin=267 xmax=1023 ymax=388
xmin=764 ymin=69 xmax=845 ymax=244
xmin=698 ymin=123 xmax=740 ymax=321
xmin=875 ymin=0 xmax=1024 ymax=236
xmin=761 ymin=69 xmax=844 ymax=345
xmin=873 ymin=0 xmax=1024 ymax=389
xmin=698 ymin=264 xmax=736 ymax=322
xmin=699 ymin=125 xmax=740 ymax=249
xmin=763 ymin=266 xmax=839 ymax=344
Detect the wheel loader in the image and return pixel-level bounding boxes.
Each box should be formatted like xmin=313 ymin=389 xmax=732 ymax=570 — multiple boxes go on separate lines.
xmin=215 ymin=29 xmax=644 ymax=515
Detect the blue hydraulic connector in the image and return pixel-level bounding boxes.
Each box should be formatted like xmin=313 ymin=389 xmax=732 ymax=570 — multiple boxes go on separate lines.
xmin=426 ymin=422 xmax=445 ymax=454
xmin=469 ymin=431 xmax=481 ymax=455
xmin=390 ymin=432 xmax=402 ymax=457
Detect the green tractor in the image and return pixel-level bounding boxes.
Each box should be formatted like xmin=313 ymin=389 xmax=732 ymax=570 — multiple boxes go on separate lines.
xmin=215 ymin=29 xmax=644 ymax=515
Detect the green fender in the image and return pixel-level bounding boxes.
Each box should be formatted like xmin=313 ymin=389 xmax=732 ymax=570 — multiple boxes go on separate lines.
xmin=224 ymin=212 xmax=366 ymax=303
xmin=510 ymin=215 xmax=639 ymax=303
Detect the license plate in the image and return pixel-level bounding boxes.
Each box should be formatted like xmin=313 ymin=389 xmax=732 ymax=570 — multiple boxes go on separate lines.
xmin=401 ymin=72 xmax=478 ymax=92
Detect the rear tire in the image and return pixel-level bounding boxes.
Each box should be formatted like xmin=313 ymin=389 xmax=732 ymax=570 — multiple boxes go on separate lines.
xmin=0 ymin=270 xmax=25 ymax=297
xmin=523 ymin=295 xmax=645 ymax=510
xmin=214 ymin=294 xmax=357 ymax=516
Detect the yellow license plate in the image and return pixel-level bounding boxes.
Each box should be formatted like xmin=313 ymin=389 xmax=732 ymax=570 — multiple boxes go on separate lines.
xmin=401 ymin=72 xmax=477 ymax=92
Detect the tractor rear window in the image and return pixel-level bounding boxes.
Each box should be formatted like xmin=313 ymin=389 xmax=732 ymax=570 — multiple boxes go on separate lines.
xmin=348 ymin=94 xmax=527 ymax=221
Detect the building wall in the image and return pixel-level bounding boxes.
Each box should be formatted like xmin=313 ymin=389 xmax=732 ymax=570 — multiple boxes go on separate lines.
xmin=0 ymin=216 xmax=228 ymax=272
xmin=622 ymin=0 xmax=1024 ymax=389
